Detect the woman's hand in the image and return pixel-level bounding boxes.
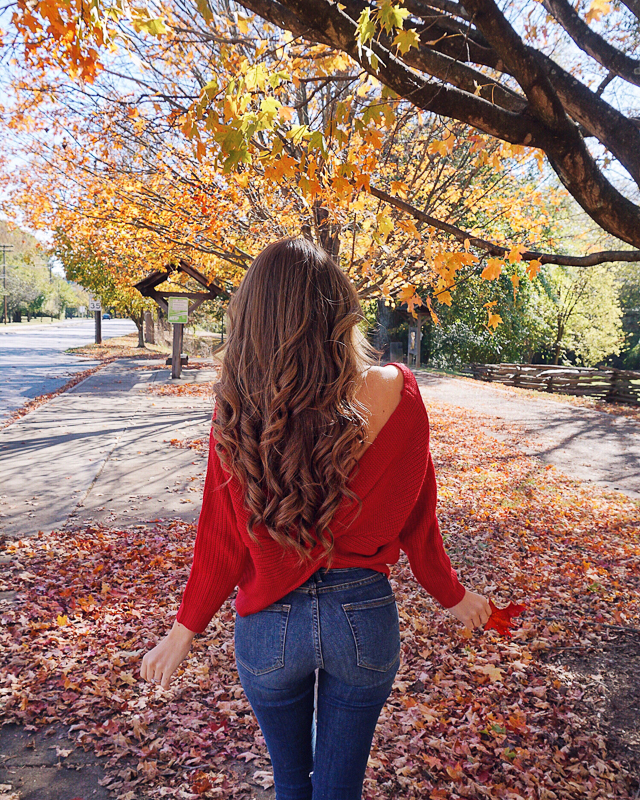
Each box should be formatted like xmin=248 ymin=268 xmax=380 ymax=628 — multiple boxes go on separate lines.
xmin=447 ymin=589 xmax=492 ymax=633
xmin=140 ymin=621 xmax=196 ymax=690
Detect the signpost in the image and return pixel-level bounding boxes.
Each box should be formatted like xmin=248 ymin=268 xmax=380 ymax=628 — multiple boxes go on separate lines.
xmin=89 ymin=299 xmax=102 ymax=344
xmin=167 ymin=297 xmax=189 ymax=324
xmin=167 ymin=297 xmax=189 ymax=378
xmin=134 ymin=260 xmax=227 ymax=380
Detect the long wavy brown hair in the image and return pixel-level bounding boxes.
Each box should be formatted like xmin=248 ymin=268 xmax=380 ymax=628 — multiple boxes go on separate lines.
xmin=211 ymin=236 xmax=383 ymax=568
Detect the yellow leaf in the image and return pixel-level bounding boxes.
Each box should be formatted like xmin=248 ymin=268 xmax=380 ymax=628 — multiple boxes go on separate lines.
xmin=481 ymin=258 xmax=503 ymax=281
xmin=393 ymin=28 xmax=420 ymax=55
xmin=585 ymin=0 xmax=610 ymax=23
xmin=236 ymin=15 xmax=250 ymax=34
xmin=526 ymin=259 xmax=542 ymax=280
xmin=508 ymin=244 xmax=526 ymax=263
xmin=428 ymin=134 xmax=454 ymax=157
xmin=56 ymin=614 xmax=68 ymax=627
xmin=426 ymin=296 xmax=440 ymax=325
xmin=390 ymin=180 xmax=409 ymax=198
xmin=376 ymin=211 xmax=394 ymax=240
xmin=487 ymin=312 xmax=503 ymax=331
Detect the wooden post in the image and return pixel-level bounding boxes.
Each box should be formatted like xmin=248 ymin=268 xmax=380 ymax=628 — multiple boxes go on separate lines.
xmin=416 ymin=313 xmax=423 ymax=369
xmin=171 ymin=323 xmax=183 ymax=379
xmin=94 ymin=310 xmax=102 ymax=344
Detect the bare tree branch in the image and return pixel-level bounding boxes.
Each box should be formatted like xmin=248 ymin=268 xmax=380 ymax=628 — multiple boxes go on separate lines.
xmin=542 ymin=0 xmax=640 ymax=87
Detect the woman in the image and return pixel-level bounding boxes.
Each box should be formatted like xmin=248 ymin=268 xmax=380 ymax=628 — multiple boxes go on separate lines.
xmin=141 ymin=237 xmax=491 ymax=800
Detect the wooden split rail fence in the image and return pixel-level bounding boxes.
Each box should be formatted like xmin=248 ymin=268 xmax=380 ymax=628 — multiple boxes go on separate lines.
xmin=469 ymin=363 xmax=640 ymax=406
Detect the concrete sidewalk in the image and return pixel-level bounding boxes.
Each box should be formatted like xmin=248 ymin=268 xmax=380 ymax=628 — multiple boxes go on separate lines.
xmin=0 ymin=358 xmax=216 ymax=538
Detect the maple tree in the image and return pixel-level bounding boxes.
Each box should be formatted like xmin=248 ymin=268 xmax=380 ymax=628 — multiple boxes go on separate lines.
xmin=2 ymin=0 xmax=640 ymax=332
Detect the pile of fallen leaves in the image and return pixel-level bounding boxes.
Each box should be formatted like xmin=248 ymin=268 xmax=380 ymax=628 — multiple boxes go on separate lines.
xmin=0 ymin=401 xmax=638 ymax=799
xmin=149 ymin=382 xmax=216 ymax=398
xmin=66 ymin=333 xmax=169 ymax=362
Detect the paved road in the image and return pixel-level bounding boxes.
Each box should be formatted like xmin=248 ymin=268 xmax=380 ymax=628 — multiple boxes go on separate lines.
xmin=0 ymin=358 xmax=213 ymax=538
xmin=0 ymin=319 xmax=137 ymax=421
xmin=416 ymin=371 xmax=640 ymax=499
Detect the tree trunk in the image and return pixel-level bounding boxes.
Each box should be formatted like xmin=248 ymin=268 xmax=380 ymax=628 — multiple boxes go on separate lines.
xmin=373 ymin=299 xmax=393 ymax=362
xmin=132 ymin=313 xmax=145 ymax=348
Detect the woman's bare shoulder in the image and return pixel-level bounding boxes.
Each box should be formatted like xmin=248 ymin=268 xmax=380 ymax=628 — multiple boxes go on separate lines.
xmin=358 ymin=364 xmax=405 ymax=418
xmin=362 ymin=364 xmax=405 ymax=391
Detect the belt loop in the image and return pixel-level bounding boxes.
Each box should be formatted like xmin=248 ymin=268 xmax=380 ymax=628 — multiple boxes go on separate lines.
xmin=316 ymin=568 xmax=323 ymax=584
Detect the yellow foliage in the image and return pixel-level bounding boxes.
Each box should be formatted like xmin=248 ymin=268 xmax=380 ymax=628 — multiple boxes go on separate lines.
xmin=526 ymin=259 xmax=542 ymax=280
xmin=481 ymin=258 xmax=504 ymax=281
xmin=585 ymin=0 xmax=611 ymax=23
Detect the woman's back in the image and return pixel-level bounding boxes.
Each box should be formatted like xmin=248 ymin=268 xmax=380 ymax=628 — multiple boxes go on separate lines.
xmin=353 ymin=364 xmax=405 ymax=463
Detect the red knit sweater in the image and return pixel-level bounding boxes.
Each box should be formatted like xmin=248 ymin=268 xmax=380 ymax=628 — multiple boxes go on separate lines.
xmin=175 ymin=362 xmax=466 ymax=634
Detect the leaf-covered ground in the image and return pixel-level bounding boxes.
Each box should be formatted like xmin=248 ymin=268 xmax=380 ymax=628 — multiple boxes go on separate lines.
xmin=1 ymin=401 xmax=638 ymax=800
xmin=66 ymin=333 xmax=169 ymax=362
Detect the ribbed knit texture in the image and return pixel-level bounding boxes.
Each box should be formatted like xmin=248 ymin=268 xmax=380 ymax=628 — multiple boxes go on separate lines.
xmin=176 ymin=363 xmax=466 ymax=634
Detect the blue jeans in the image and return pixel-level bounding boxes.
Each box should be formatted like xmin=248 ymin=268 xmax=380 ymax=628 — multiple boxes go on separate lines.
xmin=234 ymin=567 xmax=401 ymax=800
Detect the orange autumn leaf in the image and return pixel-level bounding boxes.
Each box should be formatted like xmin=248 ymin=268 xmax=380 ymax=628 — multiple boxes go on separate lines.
xmin=526 ymin=259 xmax=542 ymax=280
xmin=484 ymin=599 xmax=527 ymax=637
xmin=481 ymin=258 xmax=503 ymax=281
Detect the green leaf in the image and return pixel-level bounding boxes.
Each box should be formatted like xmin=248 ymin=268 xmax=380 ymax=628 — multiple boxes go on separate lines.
xmin=355 ymin=7 xmax=376 ymax=48
xmin=379 ymin=1 xmax=410 ymax=32
xmin=308 ymin=130 xmax=328 ymax=158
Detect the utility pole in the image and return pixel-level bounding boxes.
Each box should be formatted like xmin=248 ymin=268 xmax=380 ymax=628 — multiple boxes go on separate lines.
xmin=0 ymin=244 xmax=13 ymax=325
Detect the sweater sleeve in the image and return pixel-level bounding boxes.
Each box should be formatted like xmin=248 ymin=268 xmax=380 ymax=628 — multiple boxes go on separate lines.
xmin=175 ymin=428 xmax=249 ymax=634
xmin=398 ymin=445 xmax=466 ymax=610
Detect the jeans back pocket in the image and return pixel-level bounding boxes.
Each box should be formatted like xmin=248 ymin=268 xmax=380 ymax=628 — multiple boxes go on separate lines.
xmin=341 ymin=594 xmax=400 ymax=672
xmin=234 ymin=603 xmax=291 ymax=676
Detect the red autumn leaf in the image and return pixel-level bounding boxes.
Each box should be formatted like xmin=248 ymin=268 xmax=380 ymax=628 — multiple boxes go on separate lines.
xmin=484 ymin=599 xmax=526 ymax=637
xmin=191 ymin=771 xmax=213 ymax=793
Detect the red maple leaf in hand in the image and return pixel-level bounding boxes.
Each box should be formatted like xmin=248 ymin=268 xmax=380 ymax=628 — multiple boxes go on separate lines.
xmin=484 ymin=599 xmax=526 ymax=637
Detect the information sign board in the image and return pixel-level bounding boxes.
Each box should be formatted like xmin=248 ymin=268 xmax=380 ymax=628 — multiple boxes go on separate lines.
xmin=89 ymin=299 xmax=101 ymax=312
xmin=168 ymin=297 xmax=189 ymax=324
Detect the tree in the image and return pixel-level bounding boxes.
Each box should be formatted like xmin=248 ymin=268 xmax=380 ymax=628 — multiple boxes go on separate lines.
xmin=233 ymin=0 xmax=640 ymax=253
xmin=615 ymin=263 xmax=640 ymax=368
xmin=535 ymin=264 xmax=624 ymax=365
xmin=55 ymin=236 xmax=154 ymax=346
xmin=0 ymin=16 xmax=564 ymax=327
xmin=4 ymin=0 xmax=640 ymax=266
